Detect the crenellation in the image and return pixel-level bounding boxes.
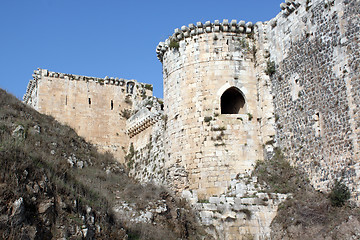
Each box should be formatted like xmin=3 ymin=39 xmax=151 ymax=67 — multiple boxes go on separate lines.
xmin=156 ymin=19 xmax=255 ymax=61
xmin=24 ymin=68 xmax=153 ymax=163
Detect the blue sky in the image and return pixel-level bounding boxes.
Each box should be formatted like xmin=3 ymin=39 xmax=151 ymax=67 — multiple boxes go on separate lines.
xmin=0 ymin=0 xmax=283 ymax=99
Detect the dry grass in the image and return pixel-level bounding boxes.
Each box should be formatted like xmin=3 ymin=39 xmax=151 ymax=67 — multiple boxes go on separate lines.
xmin=0 ymin=89 xmax=205 ymax=239
xmin=253 ymin=148 xmax=360 ymax=239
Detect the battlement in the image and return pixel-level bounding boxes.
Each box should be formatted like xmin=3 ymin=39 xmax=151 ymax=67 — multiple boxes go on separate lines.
xmin=156 ymin=19 xmax=255 ymax=62
xmin=23 ymin=68 xmax=141 ymax=104
xmin=280 ymin=0 xmax=301 ymax=16
xmin=155 ymin=0 xmax=303 ymax=61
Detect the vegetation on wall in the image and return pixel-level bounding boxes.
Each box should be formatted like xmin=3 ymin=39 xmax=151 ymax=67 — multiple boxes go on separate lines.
xmin=254 ymin=148 xmax=359 ymax=239
xmin=329 ymin=179 xmax=351 ymax=207
xmin=204 ymin=116 xmax=213 ymax=123
xmin=144 ymin=84 xmax=153 ymax=91
xmin=265 ymin=60 xmax=276 ymax=76
xmin=120 ymin=109 xmax=133 ymax=119
xmin=125 ymin=143 xmax=135 ymax=168
xmin=169 ymin=39 xmax=180 ymax=50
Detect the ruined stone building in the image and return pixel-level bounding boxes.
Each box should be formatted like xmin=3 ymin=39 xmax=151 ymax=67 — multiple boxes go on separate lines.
xmin=24 ymin=0 xmax=360 ymax=238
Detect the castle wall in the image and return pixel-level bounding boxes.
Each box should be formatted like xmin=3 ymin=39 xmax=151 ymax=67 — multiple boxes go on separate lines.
xmin=159 ymin=24 xmax=269 ymax=199
xmin=24 ymin=69 xmax=152 ymax=163
xmin=125 ymin=98 xmax=167 ymax=184
xmin=265 ymin=0 xmax=360 ymax=199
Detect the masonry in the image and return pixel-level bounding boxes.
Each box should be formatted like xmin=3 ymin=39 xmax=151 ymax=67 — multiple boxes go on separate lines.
xmin=24 ymin=0 xmax=360 ymax=238
xmin=264 ymin=0 xmax=360 ymax=200
xmin=24 ymin=69 xmax=153 ymax=161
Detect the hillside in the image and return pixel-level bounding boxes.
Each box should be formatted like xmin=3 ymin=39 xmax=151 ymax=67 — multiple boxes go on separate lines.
xmin=0 ymin=89 xmax=207 ymax=239
xmin=254 ymin=149 xmax=360 ymax=239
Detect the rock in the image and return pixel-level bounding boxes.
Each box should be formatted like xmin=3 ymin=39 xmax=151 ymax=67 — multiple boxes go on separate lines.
xmin=67 ymin=157 xmax=74 ymax=167
xmin=33 ymin=125 xmax=41 ymax=134
xmin=76 ymin=161 xmax=84 ymax=169
xmin=11 ymin=197 xmax=25 ymax=226
xmin=38 ymin=199 xmax=53 ymax=214
xmin=12 ymin=125 xmax=25 ymax=139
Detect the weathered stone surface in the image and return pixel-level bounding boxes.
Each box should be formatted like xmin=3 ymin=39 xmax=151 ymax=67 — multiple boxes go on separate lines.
xmin=24 ymin=69 xmax=153 ymax=163
xmin=12 ymin=125 xmax=25 ymax=139
xmin=10 ymin=197 xmax=25 ymax=226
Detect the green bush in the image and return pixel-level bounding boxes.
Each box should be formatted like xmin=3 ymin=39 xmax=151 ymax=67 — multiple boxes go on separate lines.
xmin=121 ymin=109 xmax=132 ymax=119
xmin=144 ymin=84 xmax=153 ymax=91
xmin=265 ymin=60 xmax=276 ymax=76
xmin=329 ymin=180 xmax=350 ymax=207
xmin=204 ymin=116 xmax=212 ymax=122
xmin=169 ymin=39 xmax=179 ymax=50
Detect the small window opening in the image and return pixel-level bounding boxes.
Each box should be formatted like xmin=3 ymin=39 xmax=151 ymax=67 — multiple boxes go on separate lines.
xmin=88 ymin=98 xmax=91 ymax=106
xmin=111 ymin=100 xmax=114 ymax=110
xmin=221 ymin=87 xmax=245 ymax=114
xmin=126 ymin=82 xmax=135 ymax=94
xmin=65 ymin=95 xmax=67 ymax=105
xmin=314 ymin=111 xmax=322 ymax=137
xmin=161 ymin=104 xmax=164 ymax=111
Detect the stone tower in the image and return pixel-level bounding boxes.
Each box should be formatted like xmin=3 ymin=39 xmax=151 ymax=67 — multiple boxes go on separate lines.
xmin=156 ymin=20 xmax=273 ymax=198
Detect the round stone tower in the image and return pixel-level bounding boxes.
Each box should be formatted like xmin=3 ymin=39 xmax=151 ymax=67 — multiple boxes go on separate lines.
xmin=157 ymin=20 xmax=266 ymax=198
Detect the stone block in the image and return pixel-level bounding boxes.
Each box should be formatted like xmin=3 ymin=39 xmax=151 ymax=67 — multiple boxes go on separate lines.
xmin=226 ymin=197 xmax=235 ymax=204
xmin=203 ymin=203 xmax=218 ymax=211
xmin=209 ymin=197 xmax=221 ymax=204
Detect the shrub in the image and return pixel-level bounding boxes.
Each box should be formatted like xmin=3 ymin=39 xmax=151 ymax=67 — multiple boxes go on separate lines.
xmin=265 ymin=60 xmax=276 ymax=76
xmin=253 ymin=148 xmax=305 ymax=194
xmin=157 ymin=99 xmax=164 ymax=105
xmin=329 ymin=180 xmax=350 ymax=207
xmin=144 ymin=84 xmax=153 ymax=91
xmin=169 ymin=39 xmax=179 ymax=50
xmin=204 ymin=116 xmax=212 ymax=122
xmin=120 ymin=109 xmax=132 ymax=119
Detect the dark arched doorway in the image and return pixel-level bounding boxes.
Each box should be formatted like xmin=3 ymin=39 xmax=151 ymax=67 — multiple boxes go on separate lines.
xmin=221 ymin=87 xmax=245 ymax=114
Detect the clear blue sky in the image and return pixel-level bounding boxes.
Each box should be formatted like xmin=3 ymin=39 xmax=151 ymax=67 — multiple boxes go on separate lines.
xmin=0 ymin=0 xmax=283 ymax=99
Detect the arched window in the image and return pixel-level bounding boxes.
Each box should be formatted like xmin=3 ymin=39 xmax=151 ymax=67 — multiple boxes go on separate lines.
xmin=221 ymin=87 xmax=245 ymax=114
xmin=126 ymin=82 xmax=135 ymax=94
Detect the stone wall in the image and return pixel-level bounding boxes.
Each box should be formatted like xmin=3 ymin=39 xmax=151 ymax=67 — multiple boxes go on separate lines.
xmin=24 ymin=69 xmax=153 ymax=162
xmin=265 ymin=0 xmax=360 ymax=200
xmin=125 ymin=97 xmax=167 ymax=184
xmin=182 ymin=173 xmax=288 ymax=240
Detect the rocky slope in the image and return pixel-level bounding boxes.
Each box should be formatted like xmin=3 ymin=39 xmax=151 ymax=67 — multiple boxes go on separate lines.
xmin=254 ymin=149 xmax=360 ymax=240
xmin=0 ymin=89 xmax=207 ymax=239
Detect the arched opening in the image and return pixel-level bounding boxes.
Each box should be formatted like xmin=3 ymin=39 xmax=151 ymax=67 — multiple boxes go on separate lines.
xmin=126 ymin=82 xmax=135 ymax=94
xmin=221 ymin=87 xmax=245 ymax=114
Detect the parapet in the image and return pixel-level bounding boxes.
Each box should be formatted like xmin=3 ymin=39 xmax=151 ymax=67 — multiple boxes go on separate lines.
xmin=279 ymin=0 xmax=301 ymax=16
xmin=23 ymin=68 xmax=139 ymax=103
xmin=156 ymin=19 xmax=255 ymax=62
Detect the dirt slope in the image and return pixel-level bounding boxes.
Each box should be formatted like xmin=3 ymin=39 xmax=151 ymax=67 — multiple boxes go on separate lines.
xmin=0 ymin=89 xmax=206 ymax=240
